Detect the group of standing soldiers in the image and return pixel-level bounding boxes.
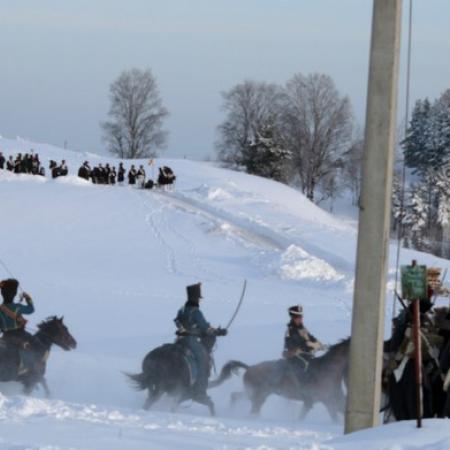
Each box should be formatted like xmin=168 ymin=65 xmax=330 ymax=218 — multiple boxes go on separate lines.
xmin=0 ymin=151 xmax=44 ymax=176
xmin=78 ymin=161 xmax=175 ymax=189
xmin=77 ymin=161 xmax=149 ymax=187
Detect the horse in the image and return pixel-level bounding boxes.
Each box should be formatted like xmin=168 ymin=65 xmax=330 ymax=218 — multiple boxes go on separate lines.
xmin=0 ymin=316 xmax=77 ymax=395
xmin=210 ymin=338 xmax=350 ymax=421
xmin=157 ymin=166 xmax=176 ymax=186
xmin=127 ymin=335 xmax=217 ymax=415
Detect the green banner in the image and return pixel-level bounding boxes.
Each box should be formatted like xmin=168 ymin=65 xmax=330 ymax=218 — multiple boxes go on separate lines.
xmin=401 ymin=265 xmax=428 ymax=300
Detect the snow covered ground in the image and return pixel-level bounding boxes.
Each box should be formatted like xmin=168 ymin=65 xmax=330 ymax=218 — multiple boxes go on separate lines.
xmin=0 ymin=136 xmax=450 ymax=449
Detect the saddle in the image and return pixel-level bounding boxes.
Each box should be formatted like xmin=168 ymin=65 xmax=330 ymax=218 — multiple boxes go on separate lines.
xmin=0 ymin=335 xmax=43 ymax=375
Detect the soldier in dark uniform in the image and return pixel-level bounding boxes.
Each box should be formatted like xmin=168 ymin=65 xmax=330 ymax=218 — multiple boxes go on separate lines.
xmin=283 ymin=305 xmax=325 ymax=370
xmin=174 ymin=283 xmax=227 ymax=402
xmin=24 ymin=153 xmax=32 ymax=173
xmin=31 ymin=154 xmax=40 ymax=175
xmin=128 ymin=165 xmax=137 ymax=185
xmin=0 ymin=152 xmax=5 ymax=170
xmin=6 ymin=156 xmax=14 ymax=171
xmin=14 ymin=154 xmax=23 ymax=173
xmin=105 ymin=164 xmax=111 ymax=185
xmin=78 ymin=161 xmax=91 ymax=180
xmin=109 ymin=167 xmax=117 ymax=185
xmin=118 ymin=163 xmax=125 ymax=184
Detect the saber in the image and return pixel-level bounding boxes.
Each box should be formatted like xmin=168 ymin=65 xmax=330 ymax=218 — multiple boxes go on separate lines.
xmin=225 ymin=280 xmax=247 ymax=330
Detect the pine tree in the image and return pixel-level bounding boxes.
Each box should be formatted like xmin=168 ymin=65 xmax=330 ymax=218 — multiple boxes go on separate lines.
xmin=402 ymin=99 xmax=431 ymax=175
xmin=241 ymin=124 xmax=292 ymax=182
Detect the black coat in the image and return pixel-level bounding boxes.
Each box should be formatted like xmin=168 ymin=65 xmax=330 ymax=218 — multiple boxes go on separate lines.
xmin=118 ymin=167 xmax=125 ymax=183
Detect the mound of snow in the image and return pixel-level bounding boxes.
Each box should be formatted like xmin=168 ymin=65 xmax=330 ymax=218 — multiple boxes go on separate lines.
xmin=279 ymin=245 xmax=345 ymax=282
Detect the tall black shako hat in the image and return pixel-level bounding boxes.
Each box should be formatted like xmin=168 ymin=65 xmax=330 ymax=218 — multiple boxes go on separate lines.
xmin=288 ymin=305 xmax=303 ymax=317
xmin=0 ymin=279 xmax=19 ymax=304
xmin=186 ymin=282 xmax=203 ymax=304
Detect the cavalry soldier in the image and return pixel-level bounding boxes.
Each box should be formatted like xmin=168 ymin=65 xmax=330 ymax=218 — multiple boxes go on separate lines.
xmin=0 ymin=279 xmax=36 ymax=355
xmin=174 ymin=283 xmax=227 ymax=402
xmin=282 ymin=305 xmax=325 ymax=370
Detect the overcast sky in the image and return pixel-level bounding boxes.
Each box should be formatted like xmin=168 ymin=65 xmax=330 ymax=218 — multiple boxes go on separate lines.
xmin=0 ymin=1 xmax=449 ymax=160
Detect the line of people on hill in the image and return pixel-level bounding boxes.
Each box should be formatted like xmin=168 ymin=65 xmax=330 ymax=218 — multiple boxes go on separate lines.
xmin=0 ymin=151 xmax=45 ymax=176
xmin=0 ymin=151 xmax=176 ymax=188
xmin=77 ymin=161 xmax=176 ymax=189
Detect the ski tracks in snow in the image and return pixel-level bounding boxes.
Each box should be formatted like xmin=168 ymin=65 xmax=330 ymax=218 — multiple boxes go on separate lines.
xmin=133 ymin=189 xmax=228 ymax=282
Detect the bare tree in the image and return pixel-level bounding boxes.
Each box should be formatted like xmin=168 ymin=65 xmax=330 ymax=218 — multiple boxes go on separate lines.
xmin=101 ymin=68 xmax=168 ymax=159
xmin=280 ymin=73 xmax=353 ymax=201
xmin=215 ymin=80 xmax=283 ymax=167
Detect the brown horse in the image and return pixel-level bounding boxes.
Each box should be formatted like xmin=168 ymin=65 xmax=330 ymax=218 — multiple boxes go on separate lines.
xmin=210 ymin=338 xmax=350 ymax=421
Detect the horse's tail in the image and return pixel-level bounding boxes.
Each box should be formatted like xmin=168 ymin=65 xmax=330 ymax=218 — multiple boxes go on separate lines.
xmin=125 ymin=371 xmax=153 ymax=391
xmin=209 ymin=360 xmax=249 ymax=389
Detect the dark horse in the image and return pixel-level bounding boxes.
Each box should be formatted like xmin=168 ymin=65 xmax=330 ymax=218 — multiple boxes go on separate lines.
xmin=157 ymin=166 xmax=176 ymax=186
xmin=127 ymin=335 xmax=217 ymax=415
xmin=0 ymin=317 xmax=77 ymax=395
xmin=210 ymin=338 xmax=350 ymax=421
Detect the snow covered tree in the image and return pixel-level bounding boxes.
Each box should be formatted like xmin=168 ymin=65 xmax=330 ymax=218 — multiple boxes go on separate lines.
xmin=216 ymin=81 xmax=283 ymax=168
xmin=403 ymin=93 xmax=450 ymax=177
xmin=425 ymin=95 xmax=450 ymax=171
xmin=391 ymin=171 xmax=406 ymax=234
xmin=101 ymin=68 xmax=168 ymax=159
xmin=241 ymin=124 xmax=292 ymax=182
xmin=403 ymin=183 xmax=430 ymax=251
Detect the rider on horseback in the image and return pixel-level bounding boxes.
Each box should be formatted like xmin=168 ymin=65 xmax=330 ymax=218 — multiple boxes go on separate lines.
xmin=282 ymin=305 xmax=325 ymax=370
xmin=174 ymin=282 xmax=227 ymax=403
xmin=0 ymin=279 xmax=36 ymax=355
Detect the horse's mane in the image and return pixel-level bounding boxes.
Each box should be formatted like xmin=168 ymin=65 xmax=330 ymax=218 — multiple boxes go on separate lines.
xmin=37 ymin=316 xmax=60 ymax=330
xmin=315 ymin=337 xmax=350 ymax=363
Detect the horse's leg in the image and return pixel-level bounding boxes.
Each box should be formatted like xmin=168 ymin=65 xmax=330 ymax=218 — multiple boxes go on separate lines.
xmin=249 ymin=390 xmax=269 ymax=416
xmin=193 ymin=394 xmax=216 ymax=416
xmin=324 ymin=402 xmax=339 ymax=423
xmin=22 ymin=379 xmax=36 ymax=395
xmin=230 ymin=391 xmax=247 ymax=407
xmin=143 ymin=387 xmax=163 ymax=411
xmin=40 ymin=377 xmax=51 ymax=398
xmin=299 ymin=398 xmax=313 ymax=420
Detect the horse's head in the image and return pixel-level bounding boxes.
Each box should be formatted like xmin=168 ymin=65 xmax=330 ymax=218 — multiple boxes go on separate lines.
xmin=37 ymin=316 xmax=77 ymax=351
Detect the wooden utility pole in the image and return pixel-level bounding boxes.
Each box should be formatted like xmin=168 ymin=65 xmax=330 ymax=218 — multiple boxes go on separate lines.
xmin=345 ymin=0 xmax=402 ymax=434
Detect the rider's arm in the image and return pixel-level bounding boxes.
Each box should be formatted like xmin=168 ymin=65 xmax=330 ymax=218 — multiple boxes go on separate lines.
xmin=18 ymin=293 xmax=34 ymax=315
xmin=304 ymin=328 xmax=325 ymax=351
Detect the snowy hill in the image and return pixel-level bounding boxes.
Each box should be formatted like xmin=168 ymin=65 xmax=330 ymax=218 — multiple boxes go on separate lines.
xmin=1 ymin=135 xmax=450 ymax=449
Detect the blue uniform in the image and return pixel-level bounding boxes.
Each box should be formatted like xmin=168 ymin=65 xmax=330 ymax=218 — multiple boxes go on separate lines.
xmin=174 ymin=304 xmax=212 ymax=397
xmin=0 ymin=301 xmax=34 ymax=332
